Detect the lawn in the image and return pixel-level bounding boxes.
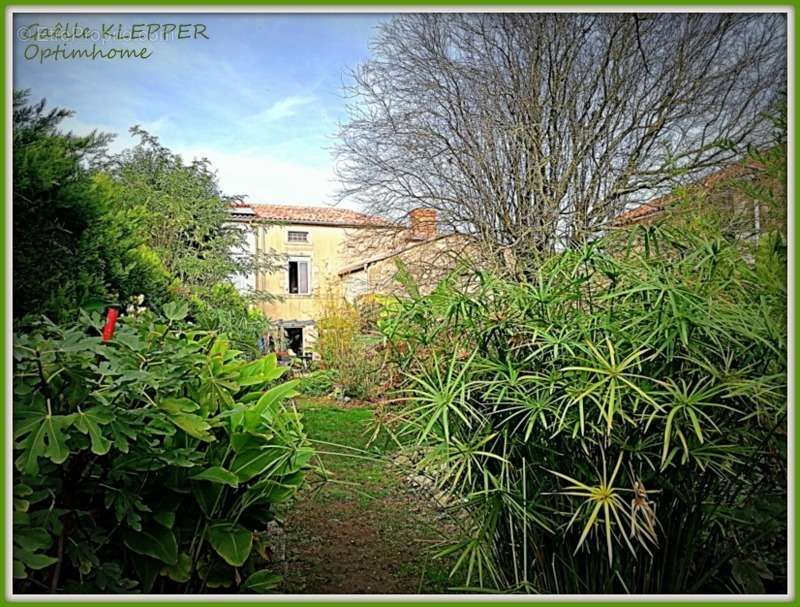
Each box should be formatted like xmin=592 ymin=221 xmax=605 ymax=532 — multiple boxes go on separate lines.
xmin=277 ymin=397 xmax=457 ymax=594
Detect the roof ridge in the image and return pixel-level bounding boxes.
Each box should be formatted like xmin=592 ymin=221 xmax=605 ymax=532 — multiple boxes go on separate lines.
xmin=250 ymin=202 xmax=373 ymax=212
xmin=614 ymin=159 xmax=760 ymax=226
xmin=232 ymin=202 xmax=395 ymax=227
xmin=248 ymin=203 xmax=386 ymax=219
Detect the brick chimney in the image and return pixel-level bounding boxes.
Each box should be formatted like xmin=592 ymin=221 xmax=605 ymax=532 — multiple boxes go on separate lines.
xmin=409 ymin=208 xmax=438 ymax=240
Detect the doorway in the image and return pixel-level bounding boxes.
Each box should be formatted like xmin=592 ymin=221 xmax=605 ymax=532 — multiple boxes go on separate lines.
xmin=284 ymin=327 xmax=303 ymax=356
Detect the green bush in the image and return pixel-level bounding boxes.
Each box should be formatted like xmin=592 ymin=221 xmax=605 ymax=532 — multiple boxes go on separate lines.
xmin=13 ymin=91 xmax=277 ymax=342
xmin=296 ymin=370 xmax=337 ymax=397
xmin=379 ymin=214 xmax=786 ymax=592
xmin=13 ymin=302 xmax=312 ymax=593
xmin=188 ymin=284 xmax=271 ymax=357
xmin=315 ymin=291 xmax=383 ymax=400
xmin=13 ymin=92 xmax=170 ymax=323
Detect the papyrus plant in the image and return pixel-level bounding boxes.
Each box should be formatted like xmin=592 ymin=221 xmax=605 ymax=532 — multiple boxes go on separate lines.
xmin=378 ymin=201 xmax=786 ymax=593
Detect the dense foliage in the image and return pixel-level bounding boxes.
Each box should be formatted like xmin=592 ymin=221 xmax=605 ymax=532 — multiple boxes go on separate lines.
xmin=13 ymin=92 xmax=272 ymax=349
xmin=108 ymin=127 xmax=278 ymax=301
xmin=188 ymin=284 xmax=271 ymax=357
xmin=378 ymin=200 xmax=787 ymax=592
xmin=13 ymin=91 xmax=169 ymax=321
xmin=13 ymin=303 xmax=312 ymax=593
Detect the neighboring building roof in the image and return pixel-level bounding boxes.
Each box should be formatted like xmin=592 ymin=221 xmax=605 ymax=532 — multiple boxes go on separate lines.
xmin=338 ymin=234 xmax=455 ymax=276
xmin=613 ymin=161 xmax=761 ymax=227
xmin=230 ymin=203 xmax=393 ymax=228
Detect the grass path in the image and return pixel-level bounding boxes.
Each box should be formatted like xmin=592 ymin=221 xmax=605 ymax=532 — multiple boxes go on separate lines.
xmin=277 ymin=397 xmax=454 ymax=594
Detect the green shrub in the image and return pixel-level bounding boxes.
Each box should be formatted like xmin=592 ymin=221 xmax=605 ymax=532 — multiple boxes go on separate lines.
xmin=13 ymin=302 xmax=311 ymax=593
xmin=296 ymin=370 xmax=337 ymax=397
xmin=12 ymin=92 xmax=171 ymax=323
xmin=188 ymin=284 xmax=271 ymax=357
xmin=379 ymin=214 xmax=786 ymax=592
xmin=315 ymin=291 xmax=383 ymax=400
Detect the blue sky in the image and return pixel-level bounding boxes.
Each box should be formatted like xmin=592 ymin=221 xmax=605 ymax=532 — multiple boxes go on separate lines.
xmin=13 ymin=13 xmax=392 ymax=208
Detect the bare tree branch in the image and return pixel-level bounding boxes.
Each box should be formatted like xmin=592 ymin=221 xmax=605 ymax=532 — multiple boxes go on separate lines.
xmin=335 ymin=13 xmax=786 ymax=270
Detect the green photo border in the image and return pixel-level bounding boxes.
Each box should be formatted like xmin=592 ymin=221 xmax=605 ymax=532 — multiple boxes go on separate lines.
xmin=1 ymin=2 xmax=795 ymax=605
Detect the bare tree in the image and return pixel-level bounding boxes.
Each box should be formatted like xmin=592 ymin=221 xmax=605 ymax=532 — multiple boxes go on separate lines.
xmin=335 ymin=13 xmax=786 ymax=267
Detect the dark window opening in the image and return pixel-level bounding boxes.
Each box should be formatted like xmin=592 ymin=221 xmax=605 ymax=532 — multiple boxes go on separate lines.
xmin=288 ymin=231 xmax=309 ymax=242
xmin=288 ymin=260 xmax=309 ymax=294
xmin=285 ymin=328 xmax=303 ymax=356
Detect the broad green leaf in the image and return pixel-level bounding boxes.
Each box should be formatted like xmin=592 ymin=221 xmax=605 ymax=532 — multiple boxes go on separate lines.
xmin=242 ymin=381 xmax=299 ymax=431
xmin=13 ymin=527 xmax=51 ymax=552
xmin=230 ymin=432 xmax=260 ymax=453
xmin=159 ymin=397 xmax=200 ymax=415
xmin=243 ymin=570 xmax=282 ymax=593
xmin=247 ymin=471 xmax=304 ymax=504
xmin=207 ymin=522 xmax=253 ymax=567
xmin=197 ymin=560 xmax=235 ymax=589
xmin=14 ymin=484 xmax=33 ymax=497
xmin=163 ymin=552 xmax=192 ymax=583
xmin=229 ymin=447 xmax=284 ymax=482
xmin=210 ymin=335 xmax=230 ymax=358
xmin=239 ymin=391 xmax=263 ymax=404
xmin=253 ymin=381 xmax=300 ymax=418
xmin=123 ymin=525 xmax=178 ymax=565
xmin=132 ymin=554 xmax=161 ymax=592
xmin=153 ymin=510 xmax=176 ymax=529
xmin=192 ymin=481 xmax=223 ymax=518
xmin=290 ymin=446 xmax=314 ymax=472
xmin=162 ymin=301 xmax=189 ymax=321
xmin=190 ymin=466 xmax=239 ymax=488
xmin=14 ymin=547 xmax=58 ymax=570
xmin=238 ymin=354 xmax=287 ymax=386
xmin=202 ymin=378 xmax=237 ymax=412
xmin=73 ymin=407 xmax=112 ymax=455
xmin=15 ymin=414 xmax=72 ymax=474
xmin=169 ymin=414 xmax=215 ymax=442
xmin=13 ymin=560 xmax=26 ymax=579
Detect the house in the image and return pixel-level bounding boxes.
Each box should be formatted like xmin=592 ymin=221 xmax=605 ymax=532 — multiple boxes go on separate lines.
xmin=338 ymin=209 xmax=470 ymax=302
xmin=613 ymin=152 xmax=783 ymax=235
xmin=228 ymin=203 xmax=459 ymax=357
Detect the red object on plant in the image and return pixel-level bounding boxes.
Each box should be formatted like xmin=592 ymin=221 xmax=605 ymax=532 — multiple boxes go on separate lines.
xmin=102 ymin=308 xmax=119 ymax=342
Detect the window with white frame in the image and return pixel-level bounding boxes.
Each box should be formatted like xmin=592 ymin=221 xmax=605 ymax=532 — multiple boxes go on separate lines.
xmin=287 ymin=257 xmax=311 ymax=294
xmin=226 ymin=223 xmax=256 ymax=293
xmin=287 ymin=230 xmax=309 ymax=243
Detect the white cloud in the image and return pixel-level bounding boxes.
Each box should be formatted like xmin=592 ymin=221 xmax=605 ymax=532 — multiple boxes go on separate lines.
xmin=177 ymin=146 xmax=359 ymax=209
xmin=250 ymin=95 xmax=316 ymax=125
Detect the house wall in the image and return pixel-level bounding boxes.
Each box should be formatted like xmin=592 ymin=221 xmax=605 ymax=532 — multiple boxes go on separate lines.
xmin=345 ymin=235 xmax=475 ymax=300
xmin=233 ymin=216 xmax=470 ymax=356
xmin=251 ymin=222 xmax=390 ymax=355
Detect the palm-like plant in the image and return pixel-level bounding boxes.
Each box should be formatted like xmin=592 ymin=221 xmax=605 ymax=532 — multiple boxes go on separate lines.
xmin=377 ymin=181 xmax=787 ymax=593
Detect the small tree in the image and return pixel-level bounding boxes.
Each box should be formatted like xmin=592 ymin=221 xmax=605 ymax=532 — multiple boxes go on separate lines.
xmin=108 ymin=127 xmax=280 ymax=300
xmin=12 ymin=91 xmax=169 ymax=322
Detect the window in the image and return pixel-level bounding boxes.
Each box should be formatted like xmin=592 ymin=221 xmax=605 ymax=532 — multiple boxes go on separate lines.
xmin=288 ymin=258 xmax=310 ymax=294
xmin=226 ymin=223 xmax=256 ymax=293
xmin=288 ymin=230 xmax=309 ymax=243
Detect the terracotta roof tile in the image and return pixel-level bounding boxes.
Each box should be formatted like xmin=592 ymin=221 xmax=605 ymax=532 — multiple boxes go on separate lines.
xmin=614 ymin=162 xmax=759 ymax=227
xmin=245 ymin=203 xmax=392 ymax=227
